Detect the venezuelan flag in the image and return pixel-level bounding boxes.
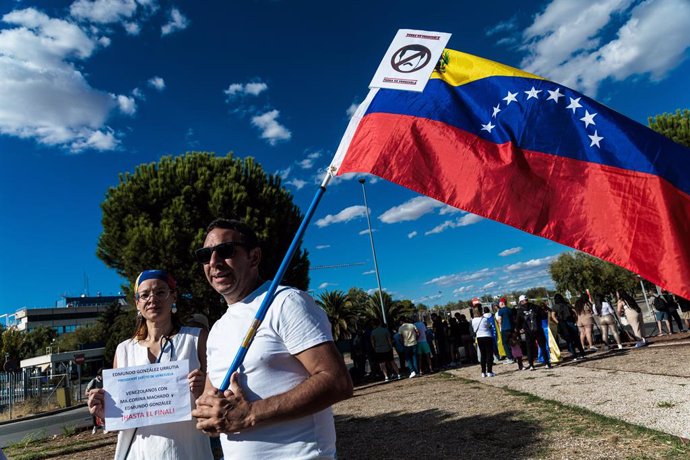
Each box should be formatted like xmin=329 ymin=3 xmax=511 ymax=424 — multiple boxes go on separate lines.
xmin=331 ymin=49 xmax=690 ymax=299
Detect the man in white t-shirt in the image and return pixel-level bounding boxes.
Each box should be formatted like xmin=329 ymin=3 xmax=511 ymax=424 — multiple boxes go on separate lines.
xmin=192 ymin=218 xmax=353 ymax=459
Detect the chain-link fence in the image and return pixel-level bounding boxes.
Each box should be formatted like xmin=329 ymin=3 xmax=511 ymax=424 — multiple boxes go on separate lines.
xmin=0 ymin=371 xmax=83 ymax=419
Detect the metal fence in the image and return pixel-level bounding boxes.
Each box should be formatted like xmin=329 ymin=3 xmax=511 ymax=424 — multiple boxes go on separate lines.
xmin=0 ymin=371 xmax=81 ymax=419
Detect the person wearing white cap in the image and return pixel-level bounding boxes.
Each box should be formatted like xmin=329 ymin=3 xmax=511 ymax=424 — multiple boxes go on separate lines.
xmin=519 ymin=295 xmax=552 ymax=371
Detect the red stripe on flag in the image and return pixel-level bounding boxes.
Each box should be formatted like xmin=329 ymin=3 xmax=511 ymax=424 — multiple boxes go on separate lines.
xmin=338 ymin=113 xmax=690 ymax=298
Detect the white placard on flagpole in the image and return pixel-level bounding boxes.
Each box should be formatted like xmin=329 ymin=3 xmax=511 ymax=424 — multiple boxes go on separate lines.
xmin=369 ymin=29 xmax=451 ymax=92
xmin=103 ymin=359 xmax=191 ymax=431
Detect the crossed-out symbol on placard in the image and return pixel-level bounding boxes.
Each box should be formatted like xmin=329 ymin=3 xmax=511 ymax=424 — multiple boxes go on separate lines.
xmin=391 ymin=45 xmax=432 ymax=73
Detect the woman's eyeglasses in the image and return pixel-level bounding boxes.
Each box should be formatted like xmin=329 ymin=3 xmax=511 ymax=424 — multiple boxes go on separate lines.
xmin=195 ymin=241 xmax=250 ymax=264
xmin=136 ymin=289 xmax=171 ymax=302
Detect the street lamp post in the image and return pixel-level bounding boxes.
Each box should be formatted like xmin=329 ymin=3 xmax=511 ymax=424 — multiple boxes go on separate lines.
xmin=358 ymin=178 xmax=388 ymax=326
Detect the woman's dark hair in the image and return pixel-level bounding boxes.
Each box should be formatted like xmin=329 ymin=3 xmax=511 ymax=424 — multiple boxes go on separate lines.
xmin=618 ymin=290 xmax=638 ymax=309
xmin=594 ymin=294 xmax=604 ymax=314
xmin=573 ymin=294 xmax=590 ymax=315
xmin=553 ymin=293 xmax=566 ymax=304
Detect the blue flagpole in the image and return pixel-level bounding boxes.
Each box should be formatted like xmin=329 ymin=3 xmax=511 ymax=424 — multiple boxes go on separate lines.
xmin=219 ymin=170 xmax=334 ymax=392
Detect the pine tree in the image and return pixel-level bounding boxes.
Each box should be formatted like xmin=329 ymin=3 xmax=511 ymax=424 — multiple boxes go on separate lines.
xmin=98 ymin=152 xmax=309 ymax=323
xmin=648 ymin=109 xmax=690 ymax=148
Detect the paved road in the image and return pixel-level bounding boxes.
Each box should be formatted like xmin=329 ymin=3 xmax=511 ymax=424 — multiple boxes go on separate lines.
xmin=0 ymin=405 xmax=92 ymax=448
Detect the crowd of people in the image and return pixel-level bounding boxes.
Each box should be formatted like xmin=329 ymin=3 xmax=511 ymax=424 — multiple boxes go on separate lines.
xmin=350 ymin=289 xmax=690 ymax=383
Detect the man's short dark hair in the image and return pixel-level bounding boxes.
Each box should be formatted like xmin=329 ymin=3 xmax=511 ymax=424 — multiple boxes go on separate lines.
xmin=205 ymin=218 xmax=260 ymax=248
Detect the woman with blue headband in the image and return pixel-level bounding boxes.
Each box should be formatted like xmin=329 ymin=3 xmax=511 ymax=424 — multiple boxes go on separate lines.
xmin=87 ymin=270 xmax=213 ymax=459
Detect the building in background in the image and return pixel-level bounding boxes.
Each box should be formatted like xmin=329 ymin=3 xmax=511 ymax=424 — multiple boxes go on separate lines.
xmin=13 ymin=295 xmax=128 ymax=334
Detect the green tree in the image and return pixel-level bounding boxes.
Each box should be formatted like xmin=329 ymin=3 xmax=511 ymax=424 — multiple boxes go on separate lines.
xmin=1 ymin=328 xmax=23 ymax=362
xmin=648 ymin=109 xmax=690 ymax=148
xmin=363 ymin=291 xmax=415 ymax=327
xmin=549 ymin=252 xmax=638 ymax=298
xmin=105 ymin=309 xmax=138 ymax=365
xmin=525 ymin=287 xmax=550 ymax=300
xmin=97 ymin=153 xmax=309 ymax=323
xmin=316 ymin=290 xmax=358 ymax=342
xmin=55 ymin=323 xmax=104 ymax=352
xmin=19 ymin=326 xmax=57 ymax=359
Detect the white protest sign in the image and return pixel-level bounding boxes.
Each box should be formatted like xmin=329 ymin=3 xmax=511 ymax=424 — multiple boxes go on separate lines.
xmin=103 ymin=359 xmax=191 ymax=431
xmin=369 ymin=29 xmax=451 ymax=92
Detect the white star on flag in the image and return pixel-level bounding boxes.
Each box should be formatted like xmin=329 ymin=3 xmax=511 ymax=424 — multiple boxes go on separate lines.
xmin=524 ymin=87 xmax=541 ymax=100
xmin=503 ymin=91 xmax=518 ymax=105
xmin=566 ymin=97 xmax=582 ymax=113
xmin=588 ymin=130 xmax=604 ymax=148
xmin=492 ymin=104 xmax=501 ymax=118
xmin=580 ymin=110 xmax=597 ymax=128
xmin=546 ymin=88 xmax=564 ymax=103
xmin=481 ymin=121 xmax=495 ymax=133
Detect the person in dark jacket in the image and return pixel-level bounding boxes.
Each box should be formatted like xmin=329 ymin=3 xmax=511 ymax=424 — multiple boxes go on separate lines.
xmin=553 ymin=293 xmax=585 ymax=360
xmin=519 ymin=295 xmax=552 ymax=370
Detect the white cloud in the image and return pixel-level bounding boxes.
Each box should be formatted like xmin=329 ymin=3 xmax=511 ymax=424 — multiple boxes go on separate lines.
xmin=277 ymin=166 xmax=291 ymax=180
xmin=425 ymin=213 xmax=483 ymax=235
xmin=379 ymin=196 xmax=445 ymax=224
xmin=251 ymin=110 xmax=291 ymax=145
xmin=486 ymin=17 xmax=518 ymax=36
xmin=407 ymin=231 xmax=418 ymax=239
xmin=298 ymin=151 xmax=321 ymax=169
xmin=318 ymin=282 xmax=336 ymax=290
xmin=69 ymin=0 xmax=138 ymax=24
xmin=161 ymin=7 xmax=188 ymax=36
xmin=505 ymin=255 xmax=557 ymax=272
xmin=362 ymin=270 xmax=375 ymax=275
xmin=148 ymin=76 xmax=165 ymax=90
xmin=452 ymin=285 xmax=475 ymax=295
xmin=224 ymin=81 xmax=268 ymax=98
xmin=70 ymin=128 xmax=118 ymax=151
xmin=315 ymin=205 xmax=367 ymax=228
xmin=315 ymin=244 xmax=330 ymax=250
xmin=346 ymin=102 xmax=359 ymax=118
xmin=286 ymin=178 xmax=306 ymax=190
xmin=426 ymin=253 xmax=561 ymax=299
xmin=521 ymin=0 xmax=690 ymax=96
xmin=367 ymin=287 xmax=391 ymax=296
xmin=425 ymin=268 xmax=493 ymax=287
xmin=98 ymin=36 xmax=111 ymax=46
xmin=498 ymin=247 xmax=523 ymax=257
xmin=359 ymin=228 xmax=378 ymax=235
xmin=116 ymin=94 xmax=136 ymax=115
xmin=0 ymin=8 xmax=123 ymax=152
xmin=124 ymin=21 xmax=140 ymax=35
xmin=438 ymin=205 xmax=460 ymax=215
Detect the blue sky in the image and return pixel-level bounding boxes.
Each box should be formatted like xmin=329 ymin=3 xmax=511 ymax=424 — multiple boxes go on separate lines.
xmin=2 ymin=0 xmax=690 ymax=317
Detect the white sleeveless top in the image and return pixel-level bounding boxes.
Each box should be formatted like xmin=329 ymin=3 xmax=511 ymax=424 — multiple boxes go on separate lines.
xmin=113 ymin=327 xmax=213 ymax=460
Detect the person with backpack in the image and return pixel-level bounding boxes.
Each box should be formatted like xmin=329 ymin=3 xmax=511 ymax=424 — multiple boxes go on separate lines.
xmin=519 ymin=295 xmax=552 ymax=371
xmin=616 ymin=290 xmax=647 ymax=347
xmin=661 ymin=290 xmax=686 ymax=333
xmin=652 ymin=292 xmax=672 ymax=336
xmin=85 ymin=368 xmax=106 ymax=434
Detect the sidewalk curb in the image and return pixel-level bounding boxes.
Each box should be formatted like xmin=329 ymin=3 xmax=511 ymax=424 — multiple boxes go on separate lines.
xmin=0 ymin=403 xmax=88 ymax=426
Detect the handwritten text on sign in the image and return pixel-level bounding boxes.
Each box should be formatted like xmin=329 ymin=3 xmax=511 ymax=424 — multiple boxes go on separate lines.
xmin=103 ymin=359 xmax=190 ymax=431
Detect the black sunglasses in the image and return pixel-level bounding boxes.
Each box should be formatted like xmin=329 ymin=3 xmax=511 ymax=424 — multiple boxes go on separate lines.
xmin=195 ymin=241 xmax=250 ymax=264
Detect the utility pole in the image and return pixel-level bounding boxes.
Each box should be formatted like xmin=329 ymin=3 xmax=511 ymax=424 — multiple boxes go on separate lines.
xmin=359 ymin=178 xmax=387 ymax=325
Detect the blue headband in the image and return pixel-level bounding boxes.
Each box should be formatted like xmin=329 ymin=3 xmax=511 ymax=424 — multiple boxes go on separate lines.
xmin=134 ymin=270 xmax=177 ymax=292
